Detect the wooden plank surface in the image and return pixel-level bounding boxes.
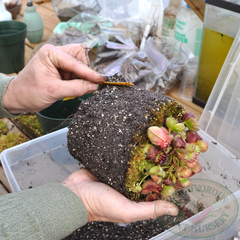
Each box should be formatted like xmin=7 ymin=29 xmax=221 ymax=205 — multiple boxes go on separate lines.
xmin=0 ymin=183 xmax=8 ymax=196
xmin=20 ymin=0 xmax=60 ymax=33
xmin=166 ymin=84 xmax=203 ymax=119
xmin=25 ymin=45 xmax=33 ymax=65
xmin=41 ymin=1 xmax=55 ymax=11
xmin=0 ymin=167 xmax=12 ymax=193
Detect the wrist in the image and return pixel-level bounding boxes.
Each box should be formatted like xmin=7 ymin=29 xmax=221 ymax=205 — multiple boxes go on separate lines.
xmin=3 ymin=78 xmax=22 ymax=114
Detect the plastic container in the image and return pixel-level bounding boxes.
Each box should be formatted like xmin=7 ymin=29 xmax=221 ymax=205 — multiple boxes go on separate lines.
xmin=4 ymin=0 xmax=22 ymax=19
xmin=161 ymin=0 xmax=185 ymax=39
xmin=0 ymin=20 xmax=26 ymax=74
xmin=194 ymin=0 xmax=240 ymax=107
xmin=200 ymin=27 xmax=240 ymax=161
xmin=178 ymin=56 xmax=199 ymax=100
xmin=0 ymin=127 xmax=82 ymax=192
xmin=1 ymin=128 xmax=240 ymax=239
xmin=36 ymin=98 xmax=82 ymax=134
xmin=174 ymin=4 xmax=203 ymax=56
xmin=23 ymin=1 xmax=43 ymax=43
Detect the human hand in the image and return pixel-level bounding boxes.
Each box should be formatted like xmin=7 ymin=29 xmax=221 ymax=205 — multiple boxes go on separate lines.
xmin=3 ymin=44 xmax=105 ymax=114
xmin=61 ymin=168 xmax=179 ymax=223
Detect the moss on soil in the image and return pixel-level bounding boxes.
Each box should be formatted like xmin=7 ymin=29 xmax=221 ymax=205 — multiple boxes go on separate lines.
xmin=0 ymin=132 xmax=28 ymax=153
xmin=15 ymin=113 xmax=43 ymax=138
xmin=0 ymin=120 xmax=8 ymax=135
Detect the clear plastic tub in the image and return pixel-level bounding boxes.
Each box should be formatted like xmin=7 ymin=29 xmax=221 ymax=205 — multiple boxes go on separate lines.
xmin=0 ymin=127 xmax=82 ymax=192
xmin=200 ymin=28 xmax=240 ymax=160
xmin=1 ymin=127 xmax=240 ymax=239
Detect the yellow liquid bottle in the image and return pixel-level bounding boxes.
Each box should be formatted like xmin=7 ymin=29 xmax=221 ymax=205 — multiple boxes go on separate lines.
xmin=194 ymin=28 xmax=234 ymax=106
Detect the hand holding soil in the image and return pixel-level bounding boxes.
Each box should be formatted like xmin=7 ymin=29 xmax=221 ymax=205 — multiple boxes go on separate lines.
xmin=3 ymin=44 xmax=105 ymax=115
xmin=61 ymin=168 xmax=179 ymax=223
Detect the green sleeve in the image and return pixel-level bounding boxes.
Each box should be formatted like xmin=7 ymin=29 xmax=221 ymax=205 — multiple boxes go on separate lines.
xmin=0 ymin=73 xmax=20 ymax=118
xmin=0 ymin=183 xmax=88 ymax=240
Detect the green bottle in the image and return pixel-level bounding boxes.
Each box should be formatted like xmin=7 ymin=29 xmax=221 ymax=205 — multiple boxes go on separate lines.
xmin=23 ymin=1 xmax=43 ymax=43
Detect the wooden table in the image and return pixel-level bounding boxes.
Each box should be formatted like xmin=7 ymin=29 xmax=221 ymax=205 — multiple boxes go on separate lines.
xmin=0 ymin=1 xmax=203 ymax=196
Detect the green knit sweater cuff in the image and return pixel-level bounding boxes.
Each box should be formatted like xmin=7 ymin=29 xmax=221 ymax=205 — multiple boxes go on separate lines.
xmin=0 ymin=73 xmax=21 ymax=118
xmin=0 ymin=183 xmax=88 ymax=240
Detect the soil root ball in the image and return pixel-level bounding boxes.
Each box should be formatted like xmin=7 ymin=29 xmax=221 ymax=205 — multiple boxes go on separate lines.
xmin=67 ymin=75 xmax=184 ymax=198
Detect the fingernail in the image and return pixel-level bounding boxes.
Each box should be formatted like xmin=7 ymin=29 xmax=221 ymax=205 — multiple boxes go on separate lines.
xmin=89 ymin=83 xmax=98 ymax=91
xmin=167 ymin=206 xmax=179 ymax=216
xmin=99 ymin=74 xmax=106 ymax=80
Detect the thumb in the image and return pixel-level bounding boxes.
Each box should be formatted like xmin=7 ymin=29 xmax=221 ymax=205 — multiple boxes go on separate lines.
xmin=125 ymin=200 xmax=179 ymax=223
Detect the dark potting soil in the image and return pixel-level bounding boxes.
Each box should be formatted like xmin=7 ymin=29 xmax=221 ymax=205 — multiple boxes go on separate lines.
xmin=62 ymin=191 xmax=193 ymax=240
xmin=67 ymin=74 xmax=179 ymax=197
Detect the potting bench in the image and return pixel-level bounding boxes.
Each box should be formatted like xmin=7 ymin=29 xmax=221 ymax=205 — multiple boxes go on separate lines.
xmin=0 ymin=0 xmax=203 ymax=195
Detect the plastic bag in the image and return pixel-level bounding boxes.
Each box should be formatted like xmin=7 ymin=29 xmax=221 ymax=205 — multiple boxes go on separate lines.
xmin=155 ymin=44 xmax=195 ymax=94
xmin=68 ymin=12 xmax=113 ymax=29
xmin=97 ymin=0 xmax=151 ymax=47
xmin=120 ymin=36 xmax=176 ymax=90
xmin=145 ymin=36 xmax=170 ymax=75
xmin=120 ymin=50 xmax=156 ymax=90
xmin=51 ymin=0 xmax=101 ymax=22
xmin=97 ymin=0 xmax=150 ymax=22
xmin=151 ymin=36 xmax=176 ymax=60
xmin=93 ymin=35 xmax=137 ymax=76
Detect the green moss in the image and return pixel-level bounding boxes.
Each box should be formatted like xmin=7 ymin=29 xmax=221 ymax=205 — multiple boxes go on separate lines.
xmin=0 ymin=120 xmax=8 ymax=135
xmin=0 ymin=132 xmax=28 ymax=153
xmin=15 ymin=113 xmax=43 ymax=138
xmin=150 ymin=100 xmax=184 ymax=127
